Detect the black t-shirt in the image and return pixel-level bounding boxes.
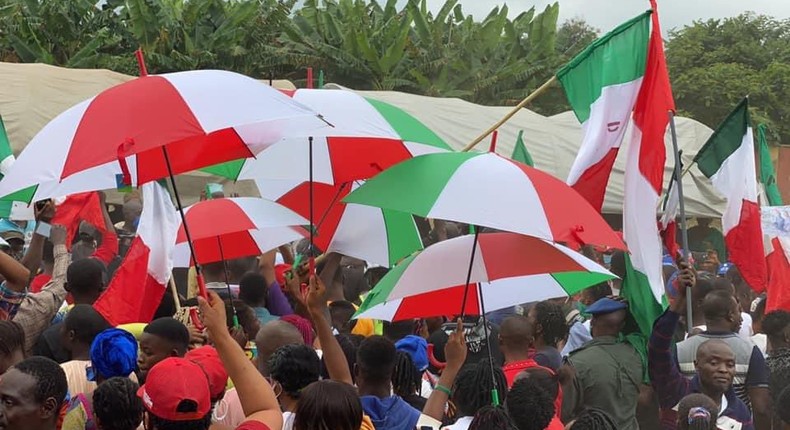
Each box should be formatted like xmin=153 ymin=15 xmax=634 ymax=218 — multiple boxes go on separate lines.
xmin=427 ymin=321 xmax=503 ymax=374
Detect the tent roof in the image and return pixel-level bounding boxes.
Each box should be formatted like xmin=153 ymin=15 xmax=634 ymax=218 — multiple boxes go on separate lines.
xmin=0 ymin=62 xmax=724 ymax=216
xmin=342 ymin=88 xmax=724 ymax=217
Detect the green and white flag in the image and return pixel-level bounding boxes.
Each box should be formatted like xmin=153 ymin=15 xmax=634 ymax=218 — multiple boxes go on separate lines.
xmin=557 ymin=12 xmax=650 ymax=212
xmin=757 ymin=124 xmax=782 ymax=206
xmin=0 ymin=116 xmax=35 ymax=219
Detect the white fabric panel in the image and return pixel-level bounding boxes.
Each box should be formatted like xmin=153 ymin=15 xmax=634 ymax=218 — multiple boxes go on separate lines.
xmin=329 ymin=199 xmax=389 ymax=266
xmin=211 ymin=197 xmax=307 ymax=228
xmin=709 ymin=129 xmax=758 ymax=233
xmin=138 ymin=183 xmax=180 ymax=283
xmin=428 ymin=153 xmax=553 ymax=239
xmin=292 ymin=89 xmax=399 ymax=138
xmin=567 ymin=79 xmax=643 ymax=185
xmin=238 ymin=137 xmax=335 ymax=184
xmin=172 ymin=227 xmax=304 ymax=267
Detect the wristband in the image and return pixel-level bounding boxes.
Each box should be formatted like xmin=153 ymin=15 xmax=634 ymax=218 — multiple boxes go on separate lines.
xmin=434 ymin=384 xmax=452 ymax=396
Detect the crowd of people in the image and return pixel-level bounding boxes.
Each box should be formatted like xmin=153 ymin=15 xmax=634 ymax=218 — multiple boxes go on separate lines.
xmin=0 ymin=192 xmax=790 ymax=430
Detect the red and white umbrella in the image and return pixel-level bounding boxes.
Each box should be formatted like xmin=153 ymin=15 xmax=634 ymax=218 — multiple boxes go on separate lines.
xmin=355 ymin=232 xmax=616 ymax=321
xmin=173 ymin=197 xmax=308 ymax=267
xmin=0 ymin=70 xmax=327 ymax=201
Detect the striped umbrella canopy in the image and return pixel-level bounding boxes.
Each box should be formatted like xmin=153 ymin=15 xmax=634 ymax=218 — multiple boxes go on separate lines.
xmin=345 ymin=152 xmax=626 ymax=250
xmin=256 ymin=179 xmax=422 ymax=267
xmin=0 ymin=70 xmax=326 ymax=202
xmin=174 ymin=197 xmax=308 ymax=266
xmin=202 ymin=88 xmax=451 ymax=183
xmin=355 ymin=232 xmax=616 ymax=321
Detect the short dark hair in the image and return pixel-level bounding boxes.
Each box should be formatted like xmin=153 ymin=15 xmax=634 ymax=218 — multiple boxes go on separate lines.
xmin=64 ymin=304 xmax=111 ymax=345
xmin=0 ymin=320 xmax=24 ymax=356
xmin=148 ymin=413 xmax=211 ymax=430
xmin=93 ymin=377 xmax=143 ymax=430
xmin=238 ymin=272 xmax=268 ymax=307
xmin=533 ymin=301 xmax=568 ymax=347
xmin=382 ymin=320 xmax=415 ymax=342
xmin=453 ymin=360 xmax=508 ymax=417
xmin=268 ymin=344 xmax=321 ymax=399
xmin=321 ymin=334 xmax=361 ymax=382
xmin=506 ymin=377 xmax=554 ymax=430
xmin=583 ymin=282 xmax=612 ymax=304
xmin=569 ymin=408 xmax=617 ymax=430
xmin=13 ymin=357 xmax=67 ymax=407
xmin=66 ymin=258 xmax=106 ymax=296
xmin=702 ymin=290 xmax=737 ymax=321
xmin=762 ymin=310 xmax=790 ymax=339
xmin=519 ymin=367 xmax=559 ymax=401
xmin=143 ymin=317 xmax=190 ymax=355
xmin=469 ymin=405 xmax=518 ymax=430
xmin=293 ymin=380 xmax=363 ymax=430
xmin=357 ymin=335 xmax=397 ymax=385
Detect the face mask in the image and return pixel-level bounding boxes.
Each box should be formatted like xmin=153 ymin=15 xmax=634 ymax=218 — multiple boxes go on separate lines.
xmin=603 ymin=254 xmax=613 ymax=266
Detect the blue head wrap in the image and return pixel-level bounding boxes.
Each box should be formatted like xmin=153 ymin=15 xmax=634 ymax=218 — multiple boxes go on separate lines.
xmin=87 ymin=328 xmax=138 ymax=381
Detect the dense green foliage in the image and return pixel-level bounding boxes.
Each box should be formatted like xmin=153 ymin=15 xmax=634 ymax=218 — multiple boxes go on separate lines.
xmin=665 ymin=13 xmax=790 ymax=143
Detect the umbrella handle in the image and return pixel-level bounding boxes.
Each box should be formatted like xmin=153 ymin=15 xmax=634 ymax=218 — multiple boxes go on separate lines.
xmin=427 ymin=344 xmax=446 ymax=370
xmin=196 ymin=273 xmax=208 ymax=299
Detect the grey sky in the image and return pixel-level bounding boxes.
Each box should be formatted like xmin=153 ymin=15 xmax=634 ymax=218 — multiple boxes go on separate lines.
xmin=403 ymin=0 xmax=790 ymax=34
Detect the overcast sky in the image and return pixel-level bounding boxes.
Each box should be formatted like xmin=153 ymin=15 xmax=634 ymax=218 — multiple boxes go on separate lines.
xmin=399 ymin=0 xmax=790 ymax=34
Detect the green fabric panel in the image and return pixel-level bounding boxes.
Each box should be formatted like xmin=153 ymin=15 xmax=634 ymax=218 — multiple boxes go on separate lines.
xmin=694 ymin=98 xmax=750 ymax=178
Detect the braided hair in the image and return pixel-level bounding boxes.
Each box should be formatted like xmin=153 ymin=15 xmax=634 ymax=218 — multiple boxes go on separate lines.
xmin=392 ymin=350 xmax=421 ymax=398
xmin=569 ymin=408 xmax=617 ymax=430
xmin=93 ymin=377 xmax=143 ymax=430
xmin=533 ymin=301 xmax=568 ymax=348
xmin=469 ymin=405 xmax=518 ymax=430
xmin=452 ymin=360 xmax=508 ymax=417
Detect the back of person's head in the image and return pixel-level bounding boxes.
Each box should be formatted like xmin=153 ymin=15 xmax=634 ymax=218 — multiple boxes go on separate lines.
xmin=66 ymin=258 xmax=107 ymax=302
xmin=392 ymin=350 xmax=422 ymax=398
xmin=532 ymin=301 xmax=568 ymax=348
xmin=568 ymin=408 xmax=617 ymax=430
xmin=64 ymin=304 xmax=111 ymax=348
xmin=469 ymin=405 xmax=518 ymax=430
xmin=499 ymin=315 xmax=533 ymax=354
xmin=93 ymin=377 xmax=144 ymax=430
xmin=506 ymin=377 xmax=553 ymax=430
xmin=676 ymin=393 xmax=717 ymax=430
xmin=12 ymin=356 xmax=68 ymax=411
xmin=238 ymin=272 xmax=268 ymax=307
xmin=329 ymin=300 xmax=358 ymax=333
xmin=516 ymin=367 xmax=559 ymax=402
xmin=232 ymin=301 xmax=261 ymax=340
xmin=256 ymin=320 xmax=304 ymax=375
xmin=702 ymin=290 xmax=737 ymax=322
xmin=268 ymin=344 xmax=321 ymax=399
xmin=143 ymin=317 xmax=190 ymax=356
xmin=281 ymin=314 xmax=315 ymax=345
xmin=453 ymin=360 xmax=508 ymax=417
xmin=382 ymin=320 xmax=415 ymax=342
xmin=139 ymin=357 xmax=212 ymax=430
xmin=581 ymin=282 xmax=613 ymax=306
xmin=356 ymin=335 xmax=397 ymax=386
xmin=0 ymin=320 xmax=25 ymax=373
xmin=293 ymin=380 xmax=363 ymax=430
xmin=321 ymin=334 xmax=360 ymax=382
xmin=692 ymin=272 xmax=717 ymax=304
xmin=763 ymin=310 xmax=790 ymax=347
xmin=227 ymin=257 xmax=256 ymax=282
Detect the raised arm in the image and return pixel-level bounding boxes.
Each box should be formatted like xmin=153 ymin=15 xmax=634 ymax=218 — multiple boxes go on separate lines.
xmin=307 ymin=274 xmax=353 ymax=385
xmin=423 ymin=319 xmax=467 ymax=421
xmin=20 ymin=200 xmax=56 ymax=277
xmin=199 ymin=290 xmax=283 ymax=430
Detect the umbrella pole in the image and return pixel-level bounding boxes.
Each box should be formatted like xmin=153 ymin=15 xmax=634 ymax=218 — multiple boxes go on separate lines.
xmin=161 ymin=146 xmax=207 ymax=298
xmin=459 ymin=227 xmax=480 ymax=317
xmin=669 ymin=111 xmax=693 ymax=333
xmin=308 ymin=136 xmax=316 ymax=273
xmin=217 ymin=236 xmax=239 ymax=327
xmin=477 ymin=281 xmax=500 ymax=407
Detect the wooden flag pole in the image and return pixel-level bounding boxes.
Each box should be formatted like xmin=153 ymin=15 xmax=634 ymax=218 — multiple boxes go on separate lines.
xmin=462 ymin=75 xmax=557 ymax=152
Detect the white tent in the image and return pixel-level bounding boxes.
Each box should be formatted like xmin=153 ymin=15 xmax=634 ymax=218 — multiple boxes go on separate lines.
xmin=0 ymin=62 xmax=723 ymax=216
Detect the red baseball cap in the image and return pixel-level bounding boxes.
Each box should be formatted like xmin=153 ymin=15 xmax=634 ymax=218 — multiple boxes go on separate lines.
xmin=185 ymin=346 xmax=228 ymax=400
xmin=137 ymin=357 xmax=211 ymax=421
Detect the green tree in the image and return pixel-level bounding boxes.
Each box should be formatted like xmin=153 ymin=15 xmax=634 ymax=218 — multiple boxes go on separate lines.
xmin=666 ymin=13 xmax=790 ymax=143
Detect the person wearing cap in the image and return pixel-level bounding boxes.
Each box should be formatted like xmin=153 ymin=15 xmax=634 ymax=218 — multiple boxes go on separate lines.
xmin=137 ymin=289 xmax=283 ymax=430
xmin=61 ymin=327 xmax=139 ymax=430
xmin=561 ymin=296 xmax=644 ymax=430
xmin=185 ymin=346 xmax=229 ymax=406
xmin=649 ymin=264 xmax=754 ymax=430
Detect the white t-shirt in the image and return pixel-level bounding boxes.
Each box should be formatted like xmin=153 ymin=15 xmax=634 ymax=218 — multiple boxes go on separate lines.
xmin=282 ymin=411 xmax=295 ymax=430
xmin=442 ymin=416 xmax=473 ymax=430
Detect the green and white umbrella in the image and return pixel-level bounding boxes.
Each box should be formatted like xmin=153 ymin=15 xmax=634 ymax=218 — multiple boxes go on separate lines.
xmin=355 ymin=232 xmax=616 ymax=321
